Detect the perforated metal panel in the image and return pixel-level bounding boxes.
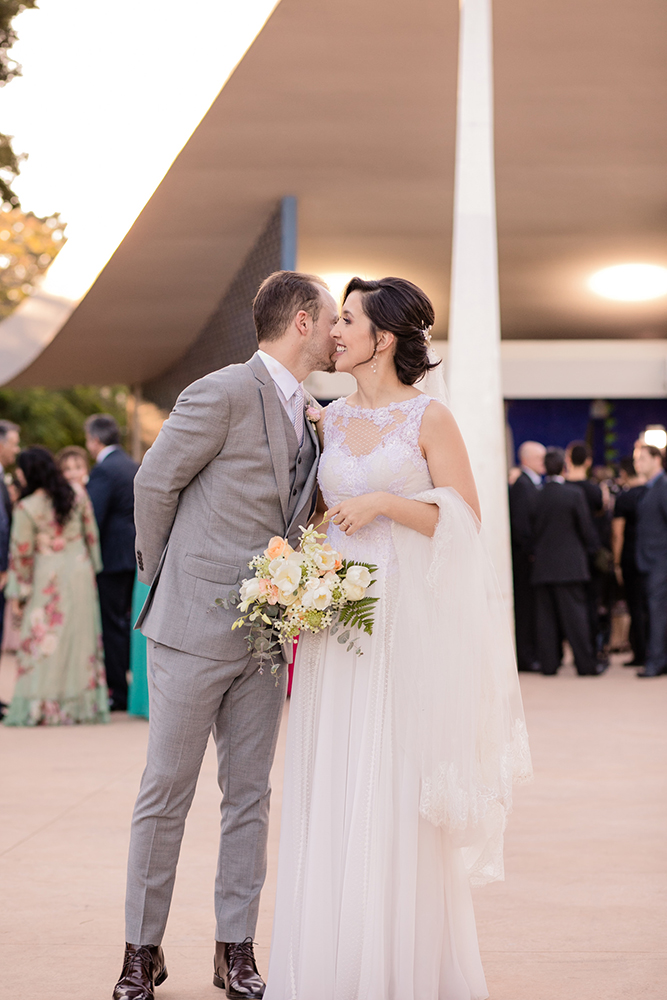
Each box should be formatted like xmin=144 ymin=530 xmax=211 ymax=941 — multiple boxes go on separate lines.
xmin=143 ymin=198 xmax=295 ymax=412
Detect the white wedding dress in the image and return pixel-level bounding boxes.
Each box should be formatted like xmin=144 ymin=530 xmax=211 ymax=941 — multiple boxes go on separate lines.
xmin=265 ymin=394 xmax=532 ymax=1000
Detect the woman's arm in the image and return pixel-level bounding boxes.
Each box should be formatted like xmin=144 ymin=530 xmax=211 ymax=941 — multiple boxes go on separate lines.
xmin=327 ymin=401 xmax=479 ymax=538
xmin=611 ymin=516 xmax=625 ymax=580
xmin=80 ymin=492 xmax=103 ymax=574
xmin=419 ymin=400 xmax=480 ymax=519
xmin=327 ymin=491 xmax=439 ymax=537
xmin=5 ymin=503 xmax=36 ymax=622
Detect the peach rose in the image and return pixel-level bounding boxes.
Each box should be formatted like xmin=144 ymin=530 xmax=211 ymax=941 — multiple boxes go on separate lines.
xmin=264 ymin=536 xmax=291 ymax=560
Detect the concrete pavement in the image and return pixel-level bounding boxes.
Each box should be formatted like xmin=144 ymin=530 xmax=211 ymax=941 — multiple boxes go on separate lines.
xmin=1 ymin=652 xmax=665 ymax=1000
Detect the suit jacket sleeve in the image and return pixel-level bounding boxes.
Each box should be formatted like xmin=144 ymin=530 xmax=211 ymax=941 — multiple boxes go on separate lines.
xmin=134 ymin=374 xmax=232 ymax=583
xmin=86 ymin=463 xmax=112 ymax=532
xmin=658 ymin=480 xmax=667 ymax=524
xmin=509 ymin=480 xmax=534 ymax=555
xmin=0 ymin=500 xmax=9 ymax=574
xmin=573 ymin=490 xmax=599 ymax=554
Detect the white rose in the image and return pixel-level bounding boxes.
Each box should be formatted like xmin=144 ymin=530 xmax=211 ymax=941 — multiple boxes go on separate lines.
xmin=313 ymin=546 xmax=338 ymax=572
xmin=279 ymin=589 xmax=301 ymax=607
xmin=341 ymin=578 xmax=365 ymax=601
xmin=345 ymin=565 xmax=371 ymax=589
xmin=272 ymin=561 xmax=302 ymax=596
xmin=240 ymin=577 xmax=261 ymax=602
xmin=302 ymin=583 xmax=333 ymax=610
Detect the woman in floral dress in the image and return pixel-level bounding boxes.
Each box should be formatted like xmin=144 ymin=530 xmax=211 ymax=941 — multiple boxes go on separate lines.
xmin=3 ymin=446 xmax=109 ymax=726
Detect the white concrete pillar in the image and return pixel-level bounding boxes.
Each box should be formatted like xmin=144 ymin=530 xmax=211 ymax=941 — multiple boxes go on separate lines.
xmin=447 ymin=0 xmax=513 ymax=608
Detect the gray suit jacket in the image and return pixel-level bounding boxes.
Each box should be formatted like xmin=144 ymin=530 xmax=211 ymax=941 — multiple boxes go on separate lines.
xmin=134 ymin=353 xmax=320 ymax=660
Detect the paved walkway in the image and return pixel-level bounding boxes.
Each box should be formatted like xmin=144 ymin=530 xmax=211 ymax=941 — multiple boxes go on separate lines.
xmin=1 ymin=652 xmax=665 ymax=1000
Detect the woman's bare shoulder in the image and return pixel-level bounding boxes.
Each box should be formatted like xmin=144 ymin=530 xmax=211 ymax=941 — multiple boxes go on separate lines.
xmin=421 ymin=398 xmax=458 ymax=433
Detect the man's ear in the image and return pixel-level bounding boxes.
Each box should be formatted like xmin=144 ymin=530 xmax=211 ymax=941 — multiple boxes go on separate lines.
xmin=294 ymin=309 xmax=311 ymax=336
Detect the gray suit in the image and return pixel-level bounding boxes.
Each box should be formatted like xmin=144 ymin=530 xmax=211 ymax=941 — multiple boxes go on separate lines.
xmin=126 ymin=352 xmax=319 ymax=946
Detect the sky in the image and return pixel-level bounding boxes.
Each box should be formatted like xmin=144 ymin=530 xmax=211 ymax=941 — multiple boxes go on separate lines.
xmin=2 ymin=0 xmax=279 ymax=301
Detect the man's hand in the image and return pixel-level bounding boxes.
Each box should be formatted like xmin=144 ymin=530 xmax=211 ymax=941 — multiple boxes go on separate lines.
xmin=0 ymin=571 xmax=7 ymax=592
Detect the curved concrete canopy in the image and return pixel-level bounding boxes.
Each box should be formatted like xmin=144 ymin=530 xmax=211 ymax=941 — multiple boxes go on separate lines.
xmin=6 ymin=0 xmax=667 ymax=388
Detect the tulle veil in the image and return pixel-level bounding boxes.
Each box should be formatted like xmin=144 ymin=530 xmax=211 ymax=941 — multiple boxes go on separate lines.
xmin=391 ymin=347 xmax=534 ymax=884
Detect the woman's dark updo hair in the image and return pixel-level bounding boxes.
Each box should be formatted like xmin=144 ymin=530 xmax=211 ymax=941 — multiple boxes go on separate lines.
xmin=18 ymin=446 xmax=76 ymax=527
xmin=343 ymin=276 xmax=440 ymax=386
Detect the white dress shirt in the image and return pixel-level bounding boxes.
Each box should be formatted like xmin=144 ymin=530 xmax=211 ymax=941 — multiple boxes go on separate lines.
xmin=96 ymin=444 xmax=120 ymax=464
xmin=257 ymin=350 xmax=304 ymax=444
xmin=521 ymin=465 xmax=543 ymax=487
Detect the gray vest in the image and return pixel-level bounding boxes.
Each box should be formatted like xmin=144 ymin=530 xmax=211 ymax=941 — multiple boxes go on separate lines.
xmin=279 ymin=402 xmax=317 ymax=524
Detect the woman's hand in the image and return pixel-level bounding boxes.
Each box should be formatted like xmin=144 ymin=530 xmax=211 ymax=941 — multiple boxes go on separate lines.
xmin=326 ymin=493 xmax=387 ymax=536
xmin=9 ymin=598 xmax=23 ymax=629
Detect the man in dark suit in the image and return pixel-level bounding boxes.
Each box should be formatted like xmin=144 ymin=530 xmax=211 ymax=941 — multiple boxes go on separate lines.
xmin=86 ymin=414 xmax=140 ymax=710
xmin=531 ymin=448 xmax=600 ymax=676
xmin=612 ymin=457 xmax=647 ymax=667
xmin=634 ymin=443 xmax=667 ymax=678
xmin=509 ymin=440 xmax=545 ymax=671
xmin=0 ymin=420 xmax=20 ymax=657
xmin=565 ymin=440 xmax=607 ymax=656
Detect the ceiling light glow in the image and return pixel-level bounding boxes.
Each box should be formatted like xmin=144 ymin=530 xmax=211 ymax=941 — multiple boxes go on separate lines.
xmin=322 ymin=272 xmax=357 ymax=304
xmin=589 ymin=264 xmax=667 ymax=302
xmin=643 ymin=425 xmax=667 ymax=450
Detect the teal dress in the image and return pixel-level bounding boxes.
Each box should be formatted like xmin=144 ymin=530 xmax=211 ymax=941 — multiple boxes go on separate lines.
xmin=128 ymin=576 xmax=150 ymax=718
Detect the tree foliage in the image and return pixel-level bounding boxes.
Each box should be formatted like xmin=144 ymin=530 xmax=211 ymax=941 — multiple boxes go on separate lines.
xmin=0 ymin=385 xmax=129 ymax=454
xmin=0 ymin=205 xmax=66 ymax=317
xmin=0 ymin=2 xmax=38 ymax=207
xmin=0 ymin=1 xmax=38 ymax=86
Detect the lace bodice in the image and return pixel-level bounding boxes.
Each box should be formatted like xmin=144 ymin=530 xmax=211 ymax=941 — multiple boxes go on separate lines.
xmin=318 ymin=394 xmax=434 ymax=565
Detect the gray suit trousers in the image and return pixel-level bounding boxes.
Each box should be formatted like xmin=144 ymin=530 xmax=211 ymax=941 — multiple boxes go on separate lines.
xmin=125 ymin=640 xmax=287 ymax=945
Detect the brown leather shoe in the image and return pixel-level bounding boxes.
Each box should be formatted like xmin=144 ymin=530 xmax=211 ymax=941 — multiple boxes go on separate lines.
xmin=214 ymin=939 xmax=265 ymax=998
xmin=113 ymin=943 xmax=168 ymax=1000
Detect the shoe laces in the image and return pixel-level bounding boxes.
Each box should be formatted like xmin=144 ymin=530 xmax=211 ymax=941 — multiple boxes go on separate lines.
xmin=228 ymin=937 xmax=258 ymax=969
xmin=123 ymin=946 xmax=156 ymax=983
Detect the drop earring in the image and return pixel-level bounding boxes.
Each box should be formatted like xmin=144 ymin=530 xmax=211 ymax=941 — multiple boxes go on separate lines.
xmin=371 ymin=350 xmax=378 ymax=374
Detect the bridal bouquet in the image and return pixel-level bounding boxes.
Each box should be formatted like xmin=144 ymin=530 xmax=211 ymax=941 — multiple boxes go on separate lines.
xmin=215 ymin=523 xmax=378 ymax=675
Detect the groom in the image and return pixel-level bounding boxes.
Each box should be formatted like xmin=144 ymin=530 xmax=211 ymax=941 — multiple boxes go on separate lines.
xmin=113 ymin=271 xmax=338 ymax=1000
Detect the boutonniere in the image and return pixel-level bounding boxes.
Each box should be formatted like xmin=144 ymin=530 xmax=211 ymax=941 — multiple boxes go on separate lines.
xmin=306 ymin=404 xmax=321 ymax=424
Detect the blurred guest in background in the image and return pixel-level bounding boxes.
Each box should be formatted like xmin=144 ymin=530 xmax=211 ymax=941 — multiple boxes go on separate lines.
xmin=531 ymin=448 xmax=601 ymax=676
xmin=85 ymin=414 xmax=139 ymax=712
xmin=1 ymin=475 xmax=24 ymax=660
xmin=128 ymin=577 xmax=150 ymax=720
xmin=56 ymin=445 xmax=90 ymax=492
xmin=612 ymin=457 xmax=647 ymax=667
xmin=509 ymin=440 xmax=545 ymax=671
xmin=0 ymin=420 xmax=20 ymax=661
xmin=3 ymin=447 xmax=108 ymax=726
xmin=634 ymin=443 xmax=667 ymax=678
xmin=565 ymin=440 xmax=611 ymax=658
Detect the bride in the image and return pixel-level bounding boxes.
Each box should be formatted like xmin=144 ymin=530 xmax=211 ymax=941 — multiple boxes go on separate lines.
xmin=264 ymin=277 xmax=531 ymax=1000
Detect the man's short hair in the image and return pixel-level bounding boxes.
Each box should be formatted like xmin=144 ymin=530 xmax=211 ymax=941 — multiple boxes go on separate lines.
xmin=84 ymin=414 xmax=121 ymax=446
xmin=253 ymin=270 xmax=328 ymax=343
xmin=639 ymin=443 xmax=663 ymax=461
xmin=619 ymin=456 xmax=636 ymax=477
xmin=567 ymin=440 xmax=590 ymax=467
xmin=0 ymin=419 xmax=19 ymax=441
xmin=545 ymin=447 xmax=565 ymax=477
